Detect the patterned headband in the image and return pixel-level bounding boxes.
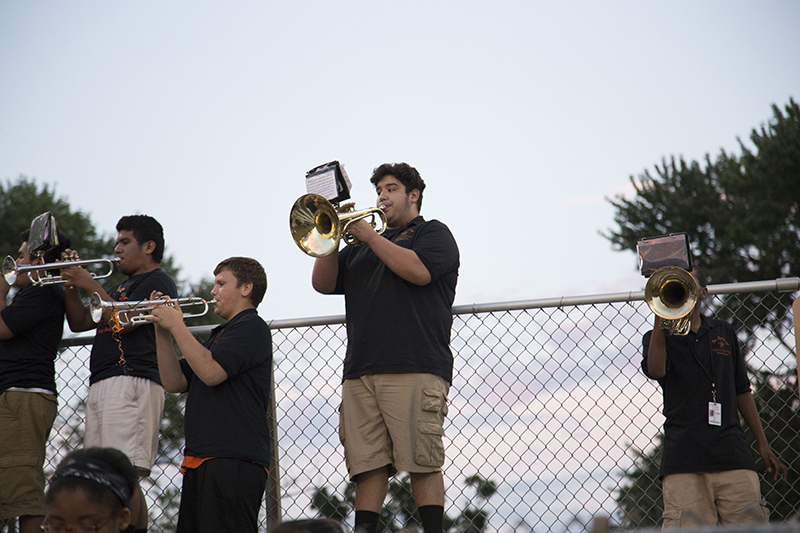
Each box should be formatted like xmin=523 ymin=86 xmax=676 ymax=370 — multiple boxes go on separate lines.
xmin=52 ymin=456 xmax=132 ymax=506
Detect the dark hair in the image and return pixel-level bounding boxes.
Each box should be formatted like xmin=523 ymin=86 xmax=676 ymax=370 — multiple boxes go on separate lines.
xmin=690 ymin=266 xmax=708 ymax=289
xmin=214 ymin=257 xmax=267 ymax=307
xmin=46 ymin=447 xmax=138 ymax=513
xmin=116 ymin=215 xmax=165 ymax=263
xmin=20 ymin=229 xmax=72 ymax=265
xmin=369 ymin=162 xmax=426 ymax=211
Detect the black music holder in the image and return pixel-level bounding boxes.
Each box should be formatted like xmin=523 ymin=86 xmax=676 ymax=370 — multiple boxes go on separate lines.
xmin=305 ymin=161 xmax=352 ymax=205
xmin=26 ymin=212 xmax=60 ymax=256
xmin=636 ymin=232 xmax=692 ymax=277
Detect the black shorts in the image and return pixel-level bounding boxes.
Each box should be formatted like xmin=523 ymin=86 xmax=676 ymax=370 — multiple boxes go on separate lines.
xmin=177 ymin=458 xmax=267 ymax=533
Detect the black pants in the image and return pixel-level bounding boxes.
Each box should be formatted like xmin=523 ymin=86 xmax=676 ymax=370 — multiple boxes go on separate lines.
xmin=177 ymin=458 xmax=267 ymax=533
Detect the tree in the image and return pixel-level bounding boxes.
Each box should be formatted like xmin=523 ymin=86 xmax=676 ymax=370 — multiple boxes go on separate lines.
xmin=310 ymin=474 xmax=498 ymax=533
xmin=606 ymin=100 xmax=800 ymax=526
xmin=451 ymin=475 xmax=498 ymax=533
xmin=604 ymin=98 xmax=800 ymax=346
xmin=1 ymin=176 xmax=115 ymax=268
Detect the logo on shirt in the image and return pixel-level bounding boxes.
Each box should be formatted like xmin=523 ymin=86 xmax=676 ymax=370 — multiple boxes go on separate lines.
xmin=710 ymin=336 xmax=732 ymax=357
xmin=394 ymin=227 xmax=415 ymax=243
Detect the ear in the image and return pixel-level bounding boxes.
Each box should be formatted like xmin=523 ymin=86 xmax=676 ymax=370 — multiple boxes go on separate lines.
xmin=239 ymin=281 xmax=253 ymax=299
xmin=118 ymin=507 xmax=132 ymax=530
xmin=408 ymin=188 xmax=420 ymax=204
xmin=143 ymin=240 xmax=157 ymax=256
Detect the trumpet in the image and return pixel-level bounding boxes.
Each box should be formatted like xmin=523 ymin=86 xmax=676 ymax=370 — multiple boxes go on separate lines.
xmin=89 ymin=292 xmax=216 ymax=326
xmin=289 ymin=193 xmax=388 ymax=257
xmin=644 ymin=266 xmax=699 ymax=336
xmin=2 ymin=255 xmax=120 ymax=286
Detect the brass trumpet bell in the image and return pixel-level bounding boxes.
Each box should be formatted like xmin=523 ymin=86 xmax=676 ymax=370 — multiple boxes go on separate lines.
xmin=289 ymin=193 xmax=387 ymax=257
xmin=644 ymin=266 xmax=699 ymax=336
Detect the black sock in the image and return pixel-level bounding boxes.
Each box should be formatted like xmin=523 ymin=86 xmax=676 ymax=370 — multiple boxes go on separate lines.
xmin=418 ymin=505 xmax=444 ymax=533
xmin=355 ymin=510 xmax=380 ymax=533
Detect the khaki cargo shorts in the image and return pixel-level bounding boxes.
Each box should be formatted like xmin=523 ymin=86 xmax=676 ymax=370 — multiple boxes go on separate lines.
xmin=340 ymin=373 xmax=449 ymax=480
xmin=662 ymin=470 xmax=769 ymax=528
xmin=0 ymin=391 xmax=57 ymax=521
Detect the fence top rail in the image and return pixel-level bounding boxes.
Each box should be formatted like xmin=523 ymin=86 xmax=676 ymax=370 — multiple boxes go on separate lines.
xmin=58 ymin=277 xmax=799 ymax=346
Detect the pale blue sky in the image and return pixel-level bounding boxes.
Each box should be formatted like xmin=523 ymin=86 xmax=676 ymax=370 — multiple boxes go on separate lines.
xmin=2 ymin=1 xmax=798 ymax=320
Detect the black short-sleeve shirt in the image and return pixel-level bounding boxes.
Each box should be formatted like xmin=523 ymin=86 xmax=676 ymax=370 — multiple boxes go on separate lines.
xmin=0 ymin=284 xmax=66 ymax=394
xmin=90 ymin=268 xmax=177 ymax=384
xmin=642 ymin=315 xmax=756 ymax=477
xmin=335 ymin=216 xmax=459 ymax=383
xmin=180 ymin=308 xmax=273 ymax=467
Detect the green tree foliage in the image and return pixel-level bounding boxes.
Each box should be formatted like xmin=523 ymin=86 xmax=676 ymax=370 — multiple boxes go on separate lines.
xmin=0 ymin=176 xmax=115 ymax=267
xmin=310 ymin=474 xmax=498 ymax=533
xmin=606 ymin=99 xmax=800 ymax=527
xmin=604 ymin=98 xmax=800 ymax=346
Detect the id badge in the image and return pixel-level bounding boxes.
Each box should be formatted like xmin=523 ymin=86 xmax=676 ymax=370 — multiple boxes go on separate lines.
xmin=708 ymin=402 xmax=722 ymax=426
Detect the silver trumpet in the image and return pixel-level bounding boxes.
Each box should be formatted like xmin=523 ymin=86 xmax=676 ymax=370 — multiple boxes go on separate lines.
xmin=89 ymin=292 xmax=216 ymax=326
xmin=2 ymin=255 xmax=120 ymax=286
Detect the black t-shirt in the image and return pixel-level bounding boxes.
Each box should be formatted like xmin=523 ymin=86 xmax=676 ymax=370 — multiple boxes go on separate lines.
xmin=335 ymin=216 xmax=460 ymax=383
xmin=180 ymin=309 xmax=273 ymax=467
xmin=0 ymin=284 xmax=66 ymax=394
xmin=642 ymin=315 xmax=756 ymax=477
xmin=90 ymin=268 xmax=177 ymax=385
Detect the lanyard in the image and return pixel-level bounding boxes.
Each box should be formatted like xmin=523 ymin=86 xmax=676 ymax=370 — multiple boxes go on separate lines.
xmin=689 ymin=320 xmax=716 ymax=400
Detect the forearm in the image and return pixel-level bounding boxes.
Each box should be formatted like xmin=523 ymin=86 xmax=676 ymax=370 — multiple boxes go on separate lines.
xmin=64 ymin=286 xmax=97 ymax=332
xmin=155 ymin=326 xmax=188 ymax=393
xmin=646 ymin=318 xmax=667 ymax=378
xmin=170 ymin=325 xmax=228 ymax=387
xmin=737 ymin=392 xmax=769 ymax=446
xmin=363 ymin=233 xmax=431 ymax=285
xmin=312 ymin=253 xmax=339 ymax=294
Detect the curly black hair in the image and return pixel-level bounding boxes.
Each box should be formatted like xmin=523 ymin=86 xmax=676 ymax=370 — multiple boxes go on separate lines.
xmin=369 ymin=162 xmax=426 ymax=211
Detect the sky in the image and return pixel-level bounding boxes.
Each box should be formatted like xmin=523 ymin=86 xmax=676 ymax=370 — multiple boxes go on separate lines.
xmin=1 ymin=1 xmax=799 ymax=321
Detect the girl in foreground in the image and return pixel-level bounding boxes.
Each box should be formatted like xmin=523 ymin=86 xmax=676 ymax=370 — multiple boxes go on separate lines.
xmin=41 ymin=447 xmax=137 ymax=533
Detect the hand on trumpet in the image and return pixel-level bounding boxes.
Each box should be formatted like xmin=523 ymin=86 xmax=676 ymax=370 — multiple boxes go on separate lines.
xmin=143 ymin=290 xmax=184 ymax=333
xmin=62 ymin=249 xmax=81 ymax=262
xmin=58 ymin=249 xmax=96 ymax=290
xmin=338 ymin=202 xmax=381 ymax=246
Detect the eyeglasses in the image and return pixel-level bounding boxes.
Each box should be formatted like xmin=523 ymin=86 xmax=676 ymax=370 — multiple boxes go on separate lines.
xmin=40 ymin=516 xmax=112 ymax=533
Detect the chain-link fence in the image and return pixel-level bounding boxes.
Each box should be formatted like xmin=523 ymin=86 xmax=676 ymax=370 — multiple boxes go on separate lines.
xmin=36 ymin=278 xmax=800 ymax=532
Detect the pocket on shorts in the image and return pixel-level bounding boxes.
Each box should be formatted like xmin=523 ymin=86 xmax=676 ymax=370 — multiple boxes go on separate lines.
xmin=338 ymin=402 xmax=346 ymax=446
xmin=421 ymin=388 xmax=448 ymax=416
xmin=415 ymin=421 xmax=445 ymax=467
xmin=661 ymin=509 xmax=681 ymax=528
xmin=416 ymin=388 xmax=447 ymax=468
xmin=759 ymin=499 xmax=770 ymax=522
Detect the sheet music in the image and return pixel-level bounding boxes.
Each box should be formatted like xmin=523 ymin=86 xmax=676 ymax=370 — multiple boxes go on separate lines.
xmin=306 ymin=168 xmax=338 ymax=199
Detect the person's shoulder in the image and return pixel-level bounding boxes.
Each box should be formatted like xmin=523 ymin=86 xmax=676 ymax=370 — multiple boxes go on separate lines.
xmin=15 ymin=283 xmax=64 ymax=302
xmin=704 ymin=315 xmax=734 ymax=332
xmin=138 ymin=267 xmax=178 ymax=291
xmin=151 ymin=267 xmax=177 ymax=282
xmin=417 ymin=218 xmax=455 ymax=237
xmin=230 ymin=308 xmax=271 ymax=330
